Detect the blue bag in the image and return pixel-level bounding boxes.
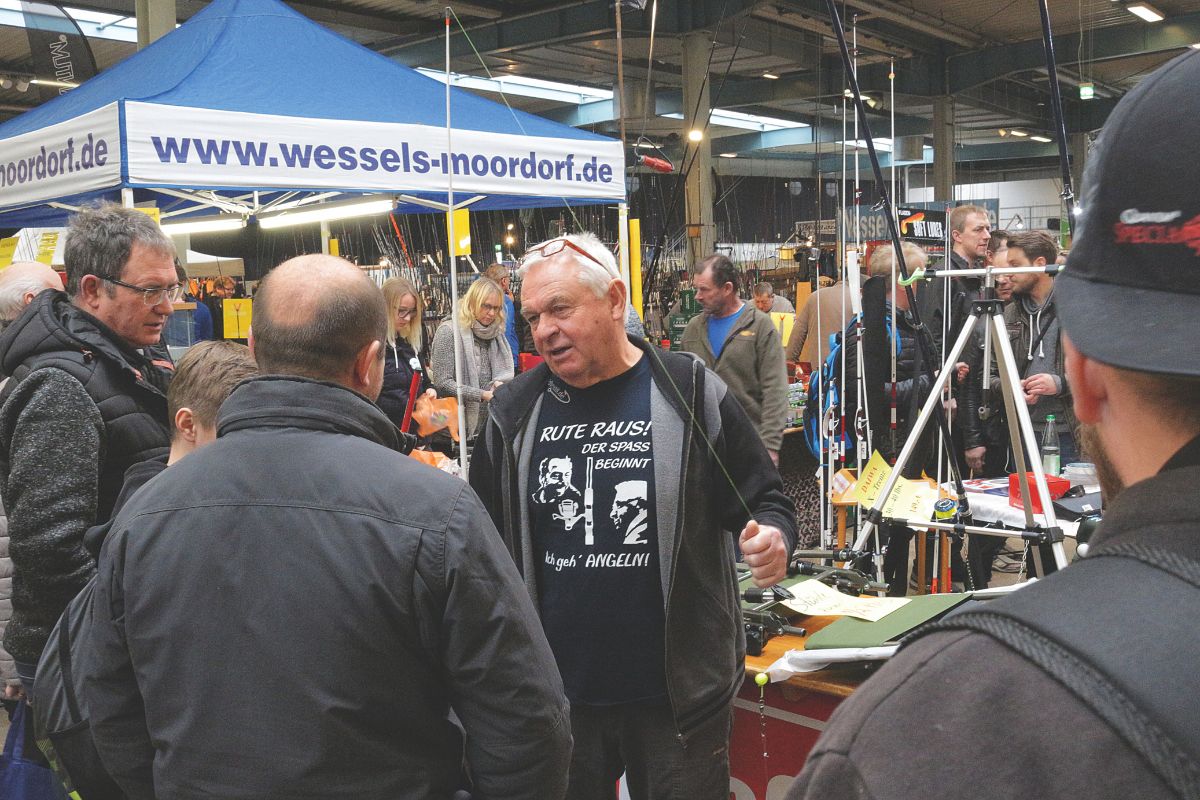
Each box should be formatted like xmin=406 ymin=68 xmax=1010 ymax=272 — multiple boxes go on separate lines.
xmin=0 ymin=701 xmax=66 ymax=800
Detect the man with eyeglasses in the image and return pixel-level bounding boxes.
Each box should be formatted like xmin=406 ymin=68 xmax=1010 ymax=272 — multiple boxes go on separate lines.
xmin=0 ymin=202 xmax=176 ymax=696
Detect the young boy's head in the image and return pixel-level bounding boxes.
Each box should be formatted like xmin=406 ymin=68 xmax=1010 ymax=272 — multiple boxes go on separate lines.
xmin=167 ymin=340 xmax=257 ymax=464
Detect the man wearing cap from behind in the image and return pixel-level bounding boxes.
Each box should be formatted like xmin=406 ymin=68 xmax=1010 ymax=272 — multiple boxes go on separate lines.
xmin=786 ymin=49 xmax=1200 ymax=800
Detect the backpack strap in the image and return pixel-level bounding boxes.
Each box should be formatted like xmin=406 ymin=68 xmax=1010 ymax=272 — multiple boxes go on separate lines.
xmin=905 ymin=543 xmax=1200 ymax=800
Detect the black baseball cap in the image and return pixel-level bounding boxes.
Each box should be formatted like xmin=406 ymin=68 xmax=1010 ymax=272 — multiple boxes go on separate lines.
xmin=1058 ymin=49 xmax=1200 ymax=377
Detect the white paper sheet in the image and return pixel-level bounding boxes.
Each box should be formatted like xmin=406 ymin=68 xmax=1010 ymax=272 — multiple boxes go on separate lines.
xmin=780 ymin=578 xmax=911 ymax=622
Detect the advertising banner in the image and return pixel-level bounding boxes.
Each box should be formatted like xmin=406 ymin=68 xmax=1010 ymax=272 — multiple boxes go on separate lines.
xmin=0 ymin=103 xmax=121 ymax=210
xmin=125 ymin=103 xmax=626 ymax=201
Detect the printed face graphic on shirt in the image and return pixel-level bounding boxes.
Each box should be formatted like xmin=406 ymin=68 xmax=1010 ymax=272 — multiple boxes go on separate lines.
xmin=611 ymin=480 xmax=649 ymax=545
xmin=533 ymin=456 xmax=585 ymax=530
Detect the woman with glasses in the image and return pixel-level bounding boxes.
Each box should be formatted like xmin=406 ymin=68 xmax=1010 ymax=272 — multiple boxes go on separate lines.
xmin=430 ymin=277 xmax=514 ymax=439
xmin=378 ymin=277 xmax=433 ymax=430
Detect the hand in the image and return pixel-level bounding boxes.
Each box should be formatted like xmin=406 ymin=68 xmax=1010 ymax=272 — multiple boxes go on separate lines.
xmin=965 ymin=446 xmax=986 ymax=474
xmin=955 ymin=361 xmax=970 ymax=384
xmin=739 ymin=520 xmax=788 ymax=588
xmin=480 ymin=389 xmax=494 ymax=402
xmin=1022 ymin=373 xmax=1058 ymax=397
xmin=412 ymin=390 xmax=436 ymax=418
xmin=3 ymin=682 xmax=25 ymax=702
xmin=767 ymin=449 xmax=779 ymax=467
xmin=942 ymin=397 xmax=957 ymax=421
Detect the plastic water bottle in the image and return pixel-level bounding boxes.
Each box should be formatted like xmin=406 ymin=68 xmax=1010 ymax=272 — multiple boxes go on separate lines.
xmin=1041 ymin=415 xmax=1061 ymax=476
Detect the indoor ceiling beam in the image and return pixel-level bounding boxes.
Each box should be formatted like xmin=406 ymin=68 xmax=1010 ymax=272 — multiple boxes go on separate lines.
xmin=811 ymin=140 xmax=1058 ymax=173
xmin=378 ymin=0 xmax=761 ymax=68
xmin=947 ymin=9 xmax=1200 ymax=93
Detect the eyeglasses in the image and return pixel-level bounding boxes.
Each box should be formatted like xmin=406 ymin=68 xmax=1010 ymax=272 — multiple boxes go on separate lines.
xmin=102 ymin=276 xmax=185 ymax=306
xmin=520 ymin=237 xmax=611 ymax=273
xmin=396 ymin=306 xmax=418 ymax=319
xmin=480 ymin=302 xmax=503 ymax=314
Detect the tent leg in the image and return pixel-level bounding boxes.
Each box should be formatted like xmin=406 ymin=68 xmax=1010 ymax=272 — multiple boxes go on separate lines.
xmin=618 ymin=202 xmax=631 ymax=288
xmin=122 ymin=188 xmax=135 ymax=208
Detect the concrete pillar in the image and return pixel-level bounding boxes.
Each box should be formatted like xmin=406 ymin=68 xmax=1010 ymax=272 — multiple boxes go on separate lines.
xmin=932 ymin=96 xmax=955 ymax=203
xmin=1069 ymin=132 xmax=1088 ymax=205
xmin=136 ymin=0 xmax=175 ymax=49
xmin=681 ymin=32 xmax=715 ymax=267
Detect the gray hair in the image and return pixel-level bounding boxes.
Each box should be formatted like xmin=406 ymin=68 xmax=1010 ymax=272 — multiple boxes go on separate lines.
xmin=518 ymin=232 xmax=620 ymax=298
xmin=0 ymin=273 xmax=45 ymax=325
xmin=753 ymin=282 xmax=775 ymax=298
xmin=63 ymin=202 xmax=175 ymax=297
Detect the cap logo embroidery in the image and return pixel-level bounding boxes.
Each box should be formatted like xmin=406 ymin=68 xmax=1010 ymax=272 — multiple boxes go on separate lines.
xmin=1112 ymin=212 xmax=1200 ymax=255
xmin=1118 ymin=209 xmax=1181 ymax=224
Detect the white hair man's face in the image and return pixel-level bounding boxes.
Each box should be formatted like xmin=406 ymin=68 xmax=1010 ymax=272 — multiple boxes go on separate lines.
xmin=520 ymin=257 xmax=624 ymax=389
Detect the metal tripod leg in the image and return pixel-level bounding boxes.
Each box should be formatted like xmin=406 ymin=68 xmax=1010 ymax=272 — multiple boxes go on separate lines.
xmin=853 ymin=315 xmax=978 ymax=552
xmin=989 ymin=313 xmax=1069 ymax=571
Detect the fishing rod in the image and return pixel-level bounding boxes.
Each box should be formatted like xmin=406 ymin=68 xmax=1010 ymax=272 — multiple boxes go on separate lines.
xmin=1037 ymin=0 xmax=1076 ymax=236
xmin=821 ymin=0 xmax=971 ymax=521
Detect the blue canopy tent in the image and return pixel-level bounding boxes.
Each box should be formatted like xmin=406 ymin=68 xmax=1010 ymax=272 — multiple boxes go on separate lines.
xmin=0 ymin=0 xmax=625 ymax=226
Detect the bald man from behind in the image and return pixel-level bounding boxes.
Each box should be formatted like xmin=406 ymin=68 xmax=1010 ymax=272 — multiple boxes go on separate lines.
xmin=85 ymin=255 xmax=572 ymax=800
xmin=0 ymin=261 xmax=64 ymax=332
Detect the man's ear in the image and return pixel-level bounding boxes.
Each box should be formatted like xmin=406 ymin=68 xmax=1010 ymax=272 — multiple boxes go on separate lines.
xmin=1063 ymin=335 xmax=1105 ymax=425
xmin=76 ymin=274 xmax=105 ymax=310
xmin=174 ymin=407 xmax=199 ymax=443
xmin=353 ymin=339 xmax=384 ymax=389
xmin=607 ymin=279 xmax=627 ymax=320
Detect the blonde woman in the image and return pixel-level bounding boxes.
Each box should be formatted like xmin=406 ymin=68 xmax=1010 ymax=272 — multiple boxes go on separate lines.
xmin=378 ymin=277 xmax=433 ymax=429
xmin=430 ymin=277 xmax=514 ymax=438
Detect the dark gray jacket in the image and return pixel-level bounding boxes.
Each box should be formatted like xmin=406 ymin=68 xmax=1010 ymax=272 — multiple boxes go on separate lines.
xmin=0 ymin=290 xmax=169 ymax=665
xmin=470 ymin=339 xmax=797 ymax=741
xmin=86 ymin=376 xmax=571 ymax=800
xmin=787 ymin=438 xmax=1200 ymax=800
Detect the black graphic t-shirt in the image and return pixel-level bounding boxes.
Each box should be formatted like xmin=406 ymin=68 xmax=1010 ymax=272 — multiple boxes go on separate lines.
xmin=530 ymin=353 xmax=666 ymax=705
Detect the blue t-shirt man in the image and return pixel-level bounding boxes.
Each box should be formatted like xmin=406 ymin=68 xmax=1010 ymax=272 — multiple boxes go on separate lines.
xmin=706 ymin=302 xmax=744 ymax=359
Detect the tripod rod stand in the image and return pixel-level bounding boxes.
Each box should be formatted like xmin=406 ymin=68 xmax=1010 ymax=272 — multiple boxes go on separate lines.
xmin=853 ymin=269 xmax=1069 ymax=575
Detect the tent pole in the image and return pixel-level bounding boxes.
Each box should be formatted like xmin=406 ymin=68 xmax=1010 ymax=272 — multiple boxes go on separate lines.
xmin=121 ymin=188 xmax=134 ymax=208
xmin=446 ymin=7 xmax=469 ymax=476
xmin=618 ymin=202 xmax=631 ymax=288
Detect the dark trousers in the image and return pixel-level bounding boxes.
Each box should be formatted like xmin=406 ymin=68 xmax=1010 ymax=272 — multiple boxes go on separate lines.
xmin=567 ymin=700 xmax=732 ymax=800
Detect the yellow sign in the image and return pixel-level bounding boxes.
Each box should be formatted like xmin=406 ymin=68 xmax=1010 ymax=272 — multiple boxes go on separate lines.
xmin=629 ymin=218 xmax=643 ymax=318
xmin=36 ymin=232 xmax=59 ymax=265
xmin=446 ymin=208 xmax=471 ymax=256
xmin=0 ymin=237 xmax=17 ymax=268
xmin=849 ymin=451 xmax=939 ymax=524
xmin=329 ymin=238 xmax=340 ymax=257
xmin=769 ymin=311 xmax=795 ymax=349
xmin=133 ymin=206 xmax=161 ymax=225
xmin=222 ymin=298 xmax=253 ymax=339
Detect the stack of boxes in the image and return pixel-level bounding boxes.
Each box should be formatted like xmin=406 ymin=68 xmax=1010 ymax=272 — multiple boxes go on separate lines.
xmin=666 ymin=288 xmax=699 ymax=351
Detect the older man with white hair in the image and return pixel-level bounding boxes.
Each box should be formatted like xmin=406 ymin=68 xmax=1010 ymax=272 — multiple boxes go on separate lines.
xmin=470 ymin=232 xmax=796 ymax=800
xmin=0 ymin=261 xmax=64 ymax=331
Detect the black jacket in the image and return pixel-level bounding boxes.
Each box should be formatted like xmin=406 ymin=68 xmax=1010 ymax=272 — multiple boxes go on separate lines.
xmin=787 ymin=437 xmax=1200 ymax=800
xmin=86 ymin=376 xmax=572 ymax=800
xmin=378 ymin=338 xmax=430 ymax=430
xmin=470 ymin=339 xmax=797 ymax=740
xmin=0 ymin=290 xmax=170 ymax=665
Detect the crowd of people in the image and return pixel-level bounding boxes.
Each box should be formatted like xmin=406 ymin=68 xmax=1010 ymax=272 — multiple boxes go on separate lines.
xmin=0 ymin=47 xmax=1198 ymax=800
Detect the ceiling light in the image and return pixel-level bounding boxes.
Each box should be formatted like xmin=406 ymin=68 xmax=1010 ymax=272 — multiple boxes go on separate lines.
xmin=998 ymin=128 xmax=1008 ymax=137
xmin=160 ymin=216 xmax=246 ymax=236
xmin=1191 ymin=43 xmax=1200 ymax=49
xmin=15 ymin=80 xmax=29 ymax=92
xmin=258 ymin=197 xmax=395 ymax=230
xmin=31 ymin=78 xmax=78 ymax=89
xmin=0 ymin=78 xmax=11 ymax=90
xmin=1030 ymin=135 xmax=1053 ymax=143
xmin=687 ymin=129 xmax=704 ymax=142
xmin=1079 ymin=82 xmax=1095 ymax=100
xmin=762 ymin=71 xmax=779 ymax=80
xmin=719 ymin=152 xmax=738 ymax=158
xmin=1126 ymin=2 xmax=1164 ymax=22
xmin=1009 ymin=129 xmax=1029 ymax=137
